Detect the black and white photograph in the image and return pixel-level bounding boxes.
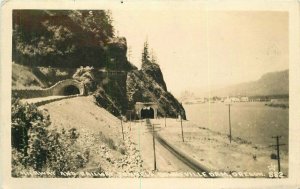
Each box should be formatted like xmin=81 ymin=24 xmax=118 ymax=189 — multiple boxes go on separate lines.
xmin=1 ymin=0 xmax=300 ymax=188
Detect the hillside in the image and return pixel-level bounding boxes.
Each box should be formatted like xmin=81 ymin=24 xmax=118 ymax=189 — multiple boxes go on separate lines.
xmin=12 ymin=63 xmax=76 ymax=89
xmin=191 ymin=70 xmax=289 ymax=98
xmin=12 ymin=63 xmax=46 ymax=89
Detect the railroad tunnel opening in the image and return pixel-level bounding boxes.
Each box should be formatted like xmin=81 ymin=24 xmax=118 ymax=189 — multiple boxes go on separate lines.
xmin=63 ymin=85 xmax=80 ymax=96
xmin=141 ymin=107 xmax=154 ymax=119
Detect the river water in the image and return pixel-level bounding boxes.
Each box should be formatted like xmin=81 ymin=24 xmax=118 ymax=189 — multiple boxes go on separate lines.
xmin=183 ymin=102 xmax=289 ymax=152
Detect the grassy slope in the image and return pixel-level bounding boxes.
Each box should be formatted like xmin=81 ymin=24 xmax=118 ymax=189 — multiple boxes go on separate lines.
xmin=39 ymin=96 xmax=143 ymax=176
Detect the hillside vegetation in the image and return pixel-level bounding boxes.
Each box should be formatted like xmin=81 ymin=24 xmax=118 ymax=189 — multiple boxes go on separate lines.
xmin=13 ymin=10 xmax=133 ymax=70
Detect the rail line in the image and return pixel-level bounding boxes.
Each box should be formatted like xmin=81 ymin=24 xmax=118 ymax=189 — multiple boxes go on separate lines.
xmin=144 ymin=119 xmax=214 ymax=177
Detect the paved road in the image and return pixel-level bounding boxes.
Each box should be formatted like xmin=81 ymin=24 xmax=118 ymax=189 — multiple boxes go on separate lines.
xmin=21 ymin=96 xmax=66 ymax=104
xmin=20 ymin=95 xmax=80 ymax=106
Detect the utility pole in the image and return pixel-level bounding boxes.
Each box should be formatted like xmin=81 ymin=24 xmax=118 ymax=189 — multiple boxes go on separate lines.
xmin=180 ymin=113 xmax=184 ymax=142
xmin=164 ymin=114 xmax=166 ymax=127
xmin=152 ymin=123 xmax=157 ymax=171
xmin=127 ymin=110 xmax=132 ymax=131
xmin=130 ymin=111 xmax=131 ymax=131
xmin=226 ymin=104 xmax=232 ymax=143
xmin=120 ymin=117 xmax=124 ymax=140
xmin=270 ymin=136 xmax=285 ymax=172
xmin=145 ymin=122 xmax=160 ymax=171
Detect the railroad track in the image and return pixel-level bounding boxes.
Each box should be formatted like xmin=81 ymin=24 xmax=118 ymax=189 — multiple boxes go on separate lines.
xmin=144 ymin=119 xmax=214 ymax=177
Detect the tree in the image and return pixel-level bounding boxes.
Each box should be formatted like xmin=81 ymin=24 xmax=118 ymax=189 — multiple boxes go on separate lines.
xmin=150 ymin=48 xmax=158 ymax=64
xmin=11 ymin=97 xmax=88 ymax=176
xmin=142 ymin=40 xmax=151 ymax=65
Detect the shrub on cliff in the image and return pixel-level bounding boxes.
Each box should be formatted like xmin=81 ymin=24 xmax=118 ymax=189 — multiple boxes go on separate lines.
xmin=73 ymin=66 xmax=96 ymax=94
xmin=11 ymin=97 xmax=89 ymax=177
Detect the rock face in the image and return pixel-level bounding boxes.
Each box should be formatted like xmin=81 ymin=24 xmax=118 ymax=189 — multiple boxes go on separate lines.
xmin=141 ymin=62 xmax=167 ymax=91
xmin=126 ymin=63 xmax=186 ymax=119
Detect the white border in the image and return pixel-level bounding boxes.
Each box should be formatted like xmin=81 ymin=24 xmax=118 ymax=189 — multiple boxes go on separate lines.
xmin=1 ymin=0 xmax=299 ymax=188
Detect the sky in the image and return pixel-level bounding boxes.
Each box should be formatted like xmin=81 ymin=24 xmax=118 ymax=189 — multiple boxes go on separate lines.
xmin=112 ymin=10 xmax=289 ymax=96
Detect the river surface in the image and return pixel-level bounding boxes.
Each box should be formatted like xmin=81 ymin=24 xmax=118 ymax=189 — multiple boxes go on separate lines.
xmin=184 ymin=102 xmax=289 ymax=152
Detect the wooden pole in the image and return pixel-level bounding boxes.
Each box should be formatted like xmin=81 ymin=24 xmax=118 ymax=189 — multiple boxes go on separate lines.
xmin=272 ymin=136 xmax=281 ymax=172
xmin=276 ymin=136 xmax=281 ymax=172
xmin=180 ymin=114 xmax=184 ymax=142
xmin=228 ymin=104 xmax=232 ymax=143
xmin=121 ymin=118 xmax=124 ymax=140
xmin=129 ymin=111 xmax=132 ymax=131
xmin=152 ymin=123 xmax=157 ymax=170
xmin=270 ymin=136 xmax=285 ymax=173
xmin=164 ymin=115 xmax=166 ymax=127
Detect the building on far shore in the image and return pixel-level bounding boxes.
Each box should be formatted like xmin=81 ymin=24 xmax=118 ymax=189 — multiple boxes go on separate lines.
xmin=230 ymin=97 xmax=240 ymax=102
xmin=240 ymin=96 xmax=249 ymax=102
xmin=270 ymin=98 xmax=289 ymax=104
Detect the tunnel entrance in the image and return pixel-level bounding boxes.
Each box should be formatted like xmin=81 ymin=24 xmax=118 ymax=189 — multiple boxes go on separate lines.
xmin=63 ymin=85 xmax=80 ymax=96
xmin=141 ymin=107 xmax=154 ymax=119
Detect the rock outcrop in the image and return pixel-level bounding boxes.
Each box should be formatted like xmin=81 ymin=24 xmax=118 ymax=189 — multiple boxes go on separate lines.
xmin=141 ymin=62 xmax=167 ymax=91
xmin=126 ymin=63 xmax=186 ymax=119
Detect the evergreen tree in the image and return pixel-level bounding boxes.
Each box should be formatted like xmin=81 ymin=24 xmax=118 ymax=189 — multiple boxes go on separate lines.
xmin=142 ymin=40 xmax=151 ymax=65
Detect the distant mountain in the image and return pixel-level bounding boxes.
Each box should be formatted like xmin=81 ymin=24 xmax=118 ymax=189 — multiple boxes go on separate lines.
xmin=209 ymin=70 xmax=289 ymax=97
xmin=178 ymin=90 xmax=196 ymax=102
xmin=180 ymin=70 xmax=289 ymax=99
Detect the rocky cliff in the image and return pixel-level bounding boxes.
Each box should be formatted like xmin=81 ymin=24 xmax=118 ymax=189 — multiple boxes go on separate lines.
xmin=126 ymin=63 xmax=186 ymax=119
xmin=12 ymin=10 xmax=185 ymax=119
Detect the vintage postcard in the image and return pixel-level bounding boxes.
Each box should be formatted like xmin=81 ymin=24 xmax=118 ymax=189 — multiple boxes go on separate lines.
xmin=1 ymin=0 xmax=300 ymax=188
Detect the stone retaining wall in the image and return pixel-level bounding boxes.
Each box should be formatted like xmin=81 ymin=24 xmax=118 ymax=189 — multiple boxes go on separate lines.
xmin=12 ymin=79 xmax=85 ymax=99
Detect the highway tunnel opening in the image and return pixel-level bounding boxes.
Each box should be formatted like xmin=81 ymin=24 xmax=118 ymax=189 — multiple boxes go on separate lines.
xmin=63 ymin=85 xmax=80 ymax=96
xmin=141 ymin=107 xmax=154 ymax=119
